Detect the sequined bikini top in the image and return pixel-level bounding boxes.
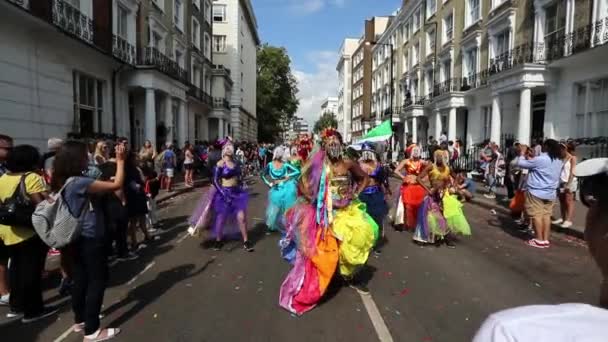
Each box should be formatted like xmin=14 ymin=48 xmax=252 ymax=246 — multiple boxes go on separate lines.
xmin=218 ymin=163 xmax=241 ymax=179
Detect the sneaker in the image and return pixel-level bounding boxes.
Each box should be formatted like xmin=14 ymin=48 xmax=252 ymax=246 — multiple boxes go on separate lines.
xmin=117 ymin=252 xmax=139 ymax=261
xmin=484 ymin=193 xmax=497 ymax=199
xmin=444 ymin=239 xmax=456 ymax=249
xmin=22 ymin=306 xmax=59 ymax=323
xmin=560 ymin=221 xmax=573 ymax=228
xmin=243 ymin=240 xmax=254 ymax=252
xmin=552 ymin=218 xmax=564 ymax=224
xmin=6 ymin=310 xmax=22 ymax=319
xmin=0 ymin=293 xmax=9 ymax=306
xmin=212 ymin=240 xmax=224 ymax=251
xmin=348 ymin=280 xmax=370 ymax=295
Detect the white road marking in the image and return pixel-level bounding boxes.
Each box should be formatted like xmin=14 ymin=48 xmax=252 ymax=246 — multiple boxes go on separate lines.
xmin=359 ymin=292 xmax=394 ymax=342
xmin=126 ymin=261 xmax=156 ymax=286
xmin=176 ymin=232 xmax=190 ymax=244
xmin=53 ymin=325 xmax=74 ymax=342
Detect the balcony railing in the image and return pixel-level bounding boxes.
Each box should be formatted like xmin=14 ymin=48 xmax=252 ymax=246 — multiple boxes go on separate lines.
xmin=213 ymin=97 xmax=230 ymax=110
xmin=187 ymin=84 xmax=212 ymax=106
xmin=461 ymin=70 xmax=490 ymax=91
xmin=432 ymin=78 xmax=465 ymax=97
xmin=8 ymin=0 xmax=29 ymax=9
xmin=543 ymin=18 xmax=608 ymax=62
xmin=489 ymin=42 xmax=545 ymax=75
xmin=112 ymin=35 xmax=135 ymax=65
xmin=51 ymin=0 xmax=94 ymax=44
xmin=139 ymin=47 xmax=188 ymax=83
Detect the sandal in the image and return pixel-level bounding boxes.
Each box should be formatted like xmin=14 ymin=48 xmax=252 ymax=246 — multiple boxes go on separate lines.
xmin=73 ymin=322 xmax=85 ymax=333
xmin=83 ymin=328 xmax=121 ymax=341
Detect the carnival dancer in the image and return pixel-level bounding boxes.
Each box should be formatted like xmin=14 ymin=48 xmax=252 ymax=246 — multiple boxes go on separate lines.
xmin=279 ymin=128 xmax=378 ymax=315
xmin=261 ymin=146 xmax=301 ymax=234
xmin=296 ymin=134 xmax=313 ymax=162
xmin=187 ymin=141 xmax=254 ymax=252
xmin=415 ymin=150 xmax=471 ymax=247
xmin=394 ymin=145 xmax=427 ymax=230
xmin=358 ymin=142 xmax=391 ymax=254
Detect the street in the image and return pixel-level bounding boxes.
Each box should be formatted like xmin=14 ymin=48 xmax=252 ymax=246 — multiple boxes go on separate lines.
xmin=0 ymin=178 xmax=601 ymax=342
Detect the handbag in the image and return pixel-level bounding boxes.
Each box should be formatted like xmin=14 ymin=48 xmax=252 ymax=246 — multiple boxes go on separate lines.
xmin=509 ymin=190 xmax=526 ymax=214
xmin=0 ymin=174 xmax=35 ymax=228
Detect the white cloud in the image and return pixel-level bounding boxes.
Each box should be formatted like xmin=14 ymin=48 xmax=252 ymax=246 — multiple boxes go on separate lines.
xmin=287 ymin=0 xmax=350 ymax=14
xmin=293 ymin=50 xmax=339 ymax=128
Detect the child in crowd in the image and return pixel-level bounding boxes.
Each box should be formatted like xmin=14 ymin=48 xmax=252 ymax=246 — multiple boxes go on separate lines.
xmin=143 ymin=168 xmax=161 ymax=232
xmin=453 ymin=171 xmax=475 ymax=202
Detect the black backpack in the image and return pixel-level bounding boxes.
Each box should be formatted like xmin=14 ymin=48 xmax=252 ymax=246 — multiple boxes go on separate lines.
xmin=0 ymin=174 xmax=35 ymax=229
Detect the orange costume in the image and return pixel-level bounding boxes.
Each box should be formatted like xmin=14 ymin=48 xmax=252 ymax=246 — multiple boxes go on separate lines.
xmin=401 ymin=159 xmax=427 ymax=230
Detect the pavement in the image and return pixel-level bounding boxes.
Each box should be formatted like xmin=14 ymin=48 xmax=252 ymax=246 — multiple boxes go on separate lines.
xmin=469 ymin=180 xmax=587 ymax=238
xmin=0 ymin=178 xmax=602 ymax=342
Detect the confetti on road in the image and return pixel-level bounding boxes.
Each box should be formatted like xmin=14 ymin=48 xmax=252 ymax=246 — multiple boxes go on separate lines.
xmin=399 ymin=288 xmax=410 ymax=297
xmin=154 ymin=314 xmax=158 ymax=318
xmin=235 ymin=286 xmax=240 ymax=291
xmin=534 ymin=283 xmax=542 ymax=288
xmin=395 ymin=310 xmax=401 ymax=316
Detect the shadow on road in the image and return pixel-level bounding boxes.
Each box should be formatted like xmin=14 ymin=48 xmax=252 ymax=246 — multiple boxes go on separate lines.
xmin=103 ymin=261 xmax=214 ymax=328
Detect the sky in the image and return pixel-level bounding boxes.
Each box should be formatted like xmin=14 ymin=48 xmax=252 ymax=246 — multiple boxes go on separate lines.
xmin=253 ymin=0 xmax=400 ymax=126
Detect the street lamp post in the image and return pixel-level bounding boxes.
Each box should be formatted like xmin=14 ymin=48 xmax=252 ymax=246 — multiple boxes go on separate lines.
xmin=366 ymin=41 xmax=395 ymax=158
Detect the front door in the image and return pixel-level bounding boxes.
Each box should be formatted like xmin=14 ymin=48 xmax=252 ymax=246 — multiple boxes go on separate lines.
xmin=532 ymin=93 xmax=546 ymax=142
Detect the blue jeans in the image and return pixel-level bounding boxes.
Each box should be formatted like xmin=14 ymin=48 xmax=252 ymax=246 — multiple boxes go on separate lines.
xmin=487 ymin=174 xmax=497 ymax=194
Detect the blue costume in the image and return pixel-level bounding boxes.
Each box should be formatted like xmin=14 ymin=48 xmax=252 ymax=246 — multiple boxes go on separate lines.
xmin=261 ymin=161 xmax=300 ymax=232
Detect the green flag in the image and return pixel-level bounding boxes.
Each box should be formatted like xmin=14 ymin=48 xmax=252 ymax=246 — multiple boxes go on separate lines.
xmin=359 ymin=120 xmax=393 ymax=143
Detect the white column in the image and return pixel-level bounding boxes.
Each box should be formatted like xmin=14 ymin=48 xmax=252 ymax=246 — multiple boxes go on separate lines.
xmin=491 ymin=95 xmax=502 ymax=144
xmin=218 ymin=118 xmax=224 ymax=138
xmin=448 ymin=107 xmax=457 ymax=141
xmin=518 ymin=88 xmax=532 ymax=145
xmin=178 ymin=100 xmax=187 ymax=146
xmin=434 ymin=110 xmax=442 ymax=140
xmin=145 ymin=88 xmax=156 ymax=149
xmin=584 ymin=81 xmax=592 ymax=137
xmin=164 ymin=95 xmax=173 ymax=144
xmin=412 ymin=116 xmax=418 ymax=144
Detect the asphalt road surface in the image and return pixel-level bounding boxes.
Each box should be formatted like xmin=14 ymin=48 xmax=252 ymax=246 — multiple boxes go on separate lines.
xmin=0 ymin=178 xmax=601 ymax=342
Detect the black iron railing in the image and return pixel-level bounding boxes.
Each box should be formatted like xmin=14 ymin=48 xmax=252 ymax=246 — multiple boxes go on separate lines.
xmin=544 ymin=18 xmax=608 ymax=62
xmin=187 ymin=84 xmax=212 ymax=106
xmin=112 ymin=35 xmax=135 ymax=65
xmin=432 ymin=78 xmax=465 ymax=97
xmin=139 ymin=47 xmax=188 ymax=83
xmin=213 ymin=97 xmax=230 ymax=110
xmin=489 ymin=42 xmax=545 ymax=75
xmin=51 ymin=0 xmax=94 ymax=44
xmin=461 ymin=70 xmax=490 ymax=90
xmin=212 ymin=64 xmax=231 ymax=75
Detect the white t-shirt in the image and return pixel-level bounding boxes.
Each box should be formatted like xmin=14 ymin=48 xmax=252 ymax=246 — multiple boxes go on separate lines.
xmin=473 ymin=304 xmax=608 ymax=342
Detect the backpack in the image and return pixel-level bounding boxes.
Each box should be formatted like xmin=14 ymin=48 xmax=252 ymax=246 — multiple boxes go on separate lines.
xmin=0 ymin=174 xmax=35 ymax=229
xmin=31 ymin=177 xmax=89 ymax=248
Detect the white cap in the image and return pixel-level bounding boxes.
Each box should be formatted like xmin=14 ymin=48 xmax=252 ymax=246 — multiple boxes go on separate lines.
xmin=574 ymin=158 xmax=608 ymax=177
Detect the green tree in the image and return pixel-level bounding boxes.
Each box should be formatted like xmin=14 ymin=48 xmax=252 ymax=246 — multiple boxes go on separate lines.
xmin=257 ymin=44 xmax=299 ymax=142
xmin=313 ymin=111 xmax=338 ymax=133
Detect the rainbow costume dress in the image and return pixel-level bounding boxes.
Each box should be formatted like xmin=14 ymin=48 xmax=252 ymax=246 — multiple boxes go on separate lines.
xmin=261 ymin=162 xmax=300 ymax=232
xmin=279 ymin=151 xmax=378 ymax=315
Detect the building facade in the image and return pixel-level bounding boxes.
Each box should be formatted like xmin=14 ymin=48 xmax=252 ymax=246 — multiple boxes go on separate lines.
xmin=336 ymin=38 xmax=359 ymax=143
xmin=319 ymin=97 xmax=339 ymax=117
xmin=350 ymin=16 xmax=391 ymax=141
xmin=211 ymin=0 xmax=260 ymax=142
xmin=366 ymin=0 xmax=608 ymax=150
xmin=0 ymin=0 xmax=253 ymax=152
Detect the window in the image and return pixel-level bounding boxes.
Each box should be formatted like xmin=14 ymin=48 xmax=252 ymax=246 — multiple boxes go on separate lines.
xmin=444 ymin=13 xmax=454 ymax=42
xmin=495 ymin=30 xmax=510 ymax=57
xmin=73 ymin=72 xmax=104 ymax=137
xmin=482 ymin=106 xmax=491 ymax=140
xmin=192 ymin=18 xmax=200 ymax=49
xmin=413 ymin=42 xmax=419 ymax=66
xmin=174 ymin=0 xmax=183 ymax=30
xmin=213 ymin=4 xmax=226 ymax=22
xmin=151 ymin=31 xmax=163 ymax=51
xmin=413 ymin=9 xmax=420 ymax=32
xmin=213 ymin=35 xmax=226 ymax=53
xmin=442 ymin=60 xmax=451 ymax=81
xmin=192 ymin=65 xmax=200 ymax=86
xmin=402 ymin=51 xmax=408 ymax=71
xmin=467 ymin=0 xmax=480 ymax=26
xmin=427 ymin=0 xmax=436 ymax=17
xmin=426 ymin=69 xmax=433 ymax=94
xmin=116 ymin=5 xmax=128 ymax=39
xmin=545 ymin=0 xmax=567 ymax=40
xmin=204 ymin=32 xmax=210 ymax=57
xmin=205 ymin=0 xmax=211 ymax=23
xmin=464 ymin=47 xmax=478 ymax=76
xmin=427 ymin=29 xmax=435 ymax=55
xmin=175 ymin=49 xmax=183 ymax=67
xmin=575 ymin=79 xmax=608 ymax=138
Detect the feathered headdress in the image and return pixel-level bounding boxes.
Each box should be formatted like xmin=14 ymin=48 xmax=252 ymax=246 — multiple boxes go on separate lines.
xmin=320 ymin=128 xmax=342 ymax=144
